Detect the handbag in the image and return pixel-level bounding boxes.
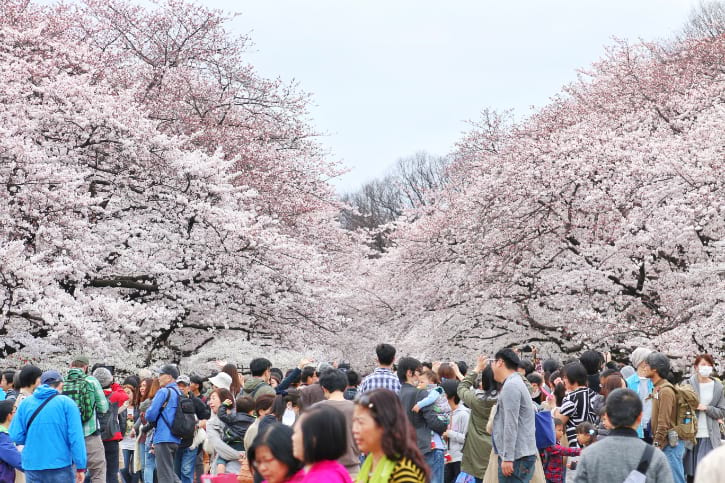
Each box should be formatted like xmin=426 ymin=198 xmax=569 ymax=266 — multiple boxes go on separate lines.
xmin=237 ymin=453 xmax=254 ymax=483
xmin=534 ymin=410 xmax=556 ymax=450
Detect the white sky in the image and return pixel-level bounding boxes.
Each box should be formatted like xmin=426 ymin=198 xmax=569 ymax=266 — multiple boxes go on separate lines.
xmin=192 ymin=1 xmax=699 ymax=192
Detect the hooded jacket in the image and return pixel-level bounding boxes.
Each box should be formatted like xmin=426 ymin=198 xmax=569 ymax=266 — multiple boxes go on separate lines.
xmin=9 ymin=385 xmax=87 ymax=471
xmin=145 ymin=382 xmax=182 ymax=444
xmin=242 ymin=378 xmax=275 ymax=400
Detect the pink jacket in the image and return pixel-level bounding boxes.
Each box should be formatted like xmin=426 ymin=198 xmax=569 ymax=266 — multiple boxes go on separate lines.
xmin=301 ymin=460 xmax=353 ymax=483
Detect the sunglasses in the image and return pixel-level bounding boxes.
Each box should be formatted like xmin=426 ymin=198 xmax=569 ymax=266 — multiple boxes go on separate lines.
xmin=354 ymin=393 xmax=376 ymax=412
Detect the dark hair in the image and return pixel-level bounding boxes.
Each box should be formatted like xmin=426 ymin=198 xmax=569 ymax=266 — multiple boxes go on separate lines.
xmin=526 ymin=372 xmax=543 ymax=386
xmin=518 ymin=359 xmax=535 ymax=375
xmin=354 ymin=389 xmax=429 ymax=478
xmin=456 ymin=361 xmax=468 ymax=377
xmin=298 ymin=405 xmax=347 ymax=463
xmin=542 ymin=358 xmax=561 ymax=375
xmin=270 ymin=368 xmax=284 ymax=382
xmin=211 ymin=388 xmax=234 ymax=415
xmin=189 ymin=375 xmax=205 ymax=386
xmin=0 ymin=400 xmax=13 ymax=423
xmin=1 ymin=370 xmax=15 ymax=387
xmin=562 ymin=362 xmax=588 ymax=387
xmin=579 ymin=350 xmax=604 ymax=375
xmin=554 ymin=381 xmax=566 ymax=407
xmin=437 ymin=363 xmax=456 ymax=381
xmin=319 ymin=369 xmax=348 ymax=393
xmin=441 ymin=379 xmax=460 ymax=404
xmin=221 ymin=363 xmax=243 ymax=396
xmin=18 ymin=365 xmax=42 ymax=389
xmin=553 ymin=417 xmax=564 ymax=427
xmin=494 ymin=348 xmax=520 ymax=370
xmin=248 ymin=423 xmax=303 ymax=477
xmin=346 ymin=370 xmax=361 ymax=387
xmin=605 ymin=388 xmax=643 ymax=428
xmin=396 ymin=357 xmax=421 ymax=383
xmin=576 ymin=421 xmax=597 ymax=437
xmin=255 ymin=394 xmax=276 ymax=413
xmin=599 ymin=368 xmax=619 ymax=380
xmin=421 ymin=362 xmax=433 ymax=370
xmin=300 ymin=366 xmax=316 ymax=384
xmin=236 ymin=396 xmax=255 ymax=414
xmin=249 ymin=358 xmax=272 ymax=378
xmin=271 ymin=394 xmax=287 ymax=421
xmin=480 ymin=366 xmax=496 ymax=392
xmin=601 ymin=374 xmax=625 ymax=398
xmin=694 ymin=354 xmax=716 ymax=367
xmin=375 ymin=343 xmax=396 ymax=366
xmin=12 ymin=372 xmax=20 ymax=391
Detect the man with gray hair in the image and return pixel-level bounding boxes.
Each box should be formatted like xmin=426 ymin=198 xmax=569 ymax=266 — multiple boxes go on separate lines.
xmin=626 ymin=347 xmax=654 ymax=441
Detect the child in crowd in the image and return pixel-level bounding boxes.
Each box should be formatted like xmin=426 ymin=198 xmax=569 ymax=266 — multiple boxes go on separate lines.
xmin=575 ymin=421 xmax=598 ymax=448
xmin=411 ymin=369 xmax=451 ymax=460
xmin=0 ymin=400 xmax=22 ymax=482
xmin=216 ymin=396 xmax=256 ymax=474
xmin=543 ymin=418 xmax=582 ymax=483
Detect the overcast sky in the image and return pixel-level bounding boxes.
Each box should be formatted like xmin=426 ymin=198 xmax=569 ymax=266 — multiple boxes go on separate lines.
xmin=198 ymin=1 xmax=699 ymax=192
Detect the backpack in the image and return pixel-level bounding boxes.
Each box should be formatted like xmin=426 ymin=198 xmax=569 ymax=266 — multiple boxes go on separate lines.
xmin=670 ymin=383 xmax=699 ymax=444
xmin=98 ymin=396 xmax=121 ymax=441
xmin=160 ymin=387 xmax=196 ymax=441
xmin=63 ymin=371 xmax=96 ymax=423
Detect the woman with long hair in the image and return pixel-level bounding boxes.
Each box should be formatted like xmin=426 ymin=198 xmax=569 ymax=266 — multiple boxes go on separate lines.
xmin=221 ymin=363 xmax=244 ymax=398
xmin=352 ymin=389 xmax=429 ymax=483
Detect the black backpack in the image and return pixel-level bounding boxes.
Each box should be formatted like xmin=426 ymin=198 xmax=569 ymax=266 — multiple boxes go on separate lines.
xmin=98 ymin=397 xmax=121 ymax=441
xmin=160 ymin=387 xmax=196 ymax=441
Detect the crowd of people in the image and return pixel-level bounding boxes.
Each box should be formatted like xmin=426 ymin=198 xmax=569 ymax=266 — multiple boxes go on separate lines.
xmin=0 ymin=344 xmax=723 ymax=483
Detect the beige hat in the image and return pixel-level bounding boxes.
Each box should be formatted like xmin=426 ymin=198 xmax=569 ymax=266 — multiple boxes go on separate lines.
xmin=209 ymin=372 xmax=232 ymax=390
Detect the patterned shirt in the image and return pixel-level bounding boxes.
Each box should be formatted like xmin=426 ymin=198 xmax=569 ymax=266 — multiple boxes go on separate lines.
xmin=66 ymin=369 xmax=109 ymax=437
xmin=390 ymin=456 xmax=426 ymax=483
xmin=559 ymin=386 xmax=598 ymax=446
xmin=359 ymin=368 xmax=401 ymax=394
xmin=543 ymin=443 xmax=581 ymax=482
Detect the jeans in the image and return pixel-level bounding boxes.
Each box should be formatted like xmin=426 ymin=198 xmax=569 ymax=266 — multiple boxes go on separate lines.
xmin=425 ymin=449 xmax=444 ymax=483
xmin=497 ymin=455 xmax=536 ymax=483
xmin=26 ymin=466 xmax=75 ymax=483
xmin=174 ymin=446 xmax=197 ymax=483
xmin=121 ymin=448 xmax=140 ymax=483
xmin=144 ymin=442 xmax=156 ymax=483
xmin=663 ymin=441 xmax=686 ymax=483
xmin=155 ymin=442 xmax=181 ymax=483
xmin=104 ymin=440 xmax=119 ymax=483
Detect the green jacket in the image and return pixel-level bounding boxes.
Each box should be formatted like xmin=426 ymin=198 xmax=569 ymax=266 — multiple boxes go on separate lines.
xmin=457 ymin=371 xmax=497 ymax=479
xmin=66 ymin=369 xmax=109 ymax=437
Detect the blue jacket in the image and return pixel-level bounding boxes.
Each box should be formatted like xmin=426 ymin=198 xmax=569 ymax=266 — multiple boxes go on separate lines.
xmin=0 ymin=428 xmax=22 ymax=482
xmin=9 ymin=385 xmax=87 ymax=470
xmin=145 ymin=383 xmax=181 ymax=444
xmin=626 ymin=373 xmax=654 ymax=438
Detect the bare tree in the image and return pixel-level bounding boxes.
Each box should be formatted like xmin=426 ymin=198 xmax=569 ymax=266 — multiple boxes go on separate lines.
xmin=682 ymin=1 xmax=725 ymax=39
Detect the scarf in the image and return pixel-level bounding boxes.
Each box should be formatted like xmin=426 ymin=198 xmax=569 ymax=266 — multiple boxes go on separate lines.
xmin=357 ymin=453 xmax=396 ymax=483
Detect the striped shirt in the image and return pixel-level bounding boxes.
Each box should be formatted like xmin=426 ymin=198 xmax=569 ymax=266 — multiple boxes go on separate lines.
xmin=390 ymin=456 xmax=426 ymax=483
xmin=559 ymin=386 xmax=598 ymax=446
xmin=359 ymin=368 xmax=401 ymax=394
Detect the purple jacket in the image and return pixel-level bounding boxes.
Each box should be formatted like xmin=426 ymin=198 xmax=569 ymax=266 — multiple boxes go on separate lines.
xmin=0 ymin=430 xmax=22 ymax=482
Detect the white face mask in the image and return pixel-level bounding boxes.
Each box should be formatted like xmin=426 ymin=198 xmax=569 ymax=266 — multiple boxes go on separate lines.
xmin=698 ymin=366 xmax=713 ymax=378
xmin=531 ymin=390 xmax=541 ymax=399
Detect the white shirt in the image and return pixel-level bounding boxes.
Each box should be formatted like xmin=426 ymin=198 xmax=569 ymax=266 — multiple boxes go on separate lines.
xmin=696 ymin=380 xmax=714 ymax=438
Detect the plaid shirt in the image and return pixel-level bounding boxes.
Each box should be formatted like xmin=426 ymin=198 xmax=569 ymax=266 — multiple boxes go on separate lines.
xmin=66 ymin=369 xmax=109 ymax=437
xmin=543 ymin=443 xmax=581 ymax=483
xmin=359 ymin=368 xmax=401 ymax=394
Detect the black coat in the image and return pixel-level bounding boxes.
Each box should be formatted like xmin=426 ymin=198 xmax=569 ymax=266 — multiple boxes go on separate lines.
xmin=399 ymin=383 xmax=447 ymax=455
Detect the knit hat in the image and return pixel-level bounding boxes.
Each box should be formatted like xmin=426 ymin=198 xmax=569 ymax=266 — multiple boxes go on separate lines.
xmin=645 ymin=352 xmax=671 ymax=378
xmin=630 ymin=347 xmax=653 ymax=370
xmin=316 ymin=362 xmax=334 ymax=375
xmin=92 ymin=367 xmax=113 ymax=388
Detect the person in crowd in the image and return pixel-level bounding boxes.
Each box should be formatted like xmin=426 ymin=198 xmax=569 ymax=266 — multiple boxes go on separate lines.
xmin=92 ymin=366 xmax=129 ymax=483
xmin=299 ymin=366 xmax=317 ymax=388
xmin=575 ymin=422 xmax=598 ymax=448
xmin=65 ymin=355 xmax=109 ymax=483
xmin=145 ymin=364 xmax=182 ymax=483
xmin=518 ymin=359 xmax=535 ymax=378
xmin=574 ymin=388 xmax=673 ymax=483
xmin=353 ymin=389 xmax=429 ymax=482
xmin=119 ymin=382 xmax=140 ymax=483
xmin=189 ymin=375 xmax=206 ymax=401
xmin=579 ymin=351 xmax=605 ymax=394
xmin=646 ymin=352 xmax=685 ymax=483
xmin=175 ymin=375 xmax=210 ymax=483
xmin=684 ymin=354 xmax=725 ymax=480
xmin=344 ymin=370 xmax=360 ymax=401
xmin=10 ymin=370 xmax=87 ymax=483
xmin=242 ymin=358 xmax=276 ymax=401
xmin=299 ymin=363 xmax=331 ymax=409
xmin=247 ymin=423 xmax=304 ymax=483
xmin=694 ymin=444 xmax=725 ymax=483
xmin=275 ymin=359 xmax=312 ymax=397
xmin=543 ymin=418 xmax=581 ymax=483
xmin=14 ymin=365 xmax=41 ymax=409
xmin=1 ymin=371 xmax=18 ymax=402
xmin=311 ymin=368 xmax=360 ymax=477
xmin=209 ymin=372 xmax=232 ymax=392
xmin=542 ymin=359 xmax=562 ymax=395
xmin=451 ymin=357 xmax=498 ymax=483
xmin=216 ymin=395 xmax=255 ymax=473
xmin=436 ymin=363 xmax=456 ymax=382
xmin=412 ymin=369 xmax=450 ymax=419
xmin=220 ymin=363 xmax=244 ymax=398
xmin=626 ymin=347 xmax=654 ymax=441
xmin=555 ymin=362 xmax=598 ymax=448
xmin=359 ymin=343 xmax=401 ymax=394
xmin=136 ymin=377 xmax=156 ymax=483
xmin=291 ymin=405 xmax=353 ymax=482
xmin=242 ymin=394 xmax=276 ymax=455
xmin=490 ymin=348 xmax=537 ymax=482
xmin=398 ymin=356 xmax=447 ymax=483
xmin=206 ymin=388 xmax=241 ymax=474
xmin=0 ymin=400 xmax=22 ymax=482
xmin=441 ymin=379 xmax=469 ymax=483
xmin=526 ymin=372 xmax=546 ymax=406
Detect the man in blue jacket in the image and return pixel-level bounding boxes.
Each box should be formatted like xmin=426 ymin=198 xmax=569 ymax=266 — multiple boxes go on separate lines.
xmin=9 ymin=370 xmax=87 ymax=483
xmin=146 ymin=364 xmax=182 ymax=483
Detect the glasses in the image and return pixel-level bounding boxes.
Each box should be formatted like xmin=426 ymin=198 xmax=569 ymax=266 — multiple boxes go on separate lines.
xmin=252 ymin=457 xmax=277 ymax=470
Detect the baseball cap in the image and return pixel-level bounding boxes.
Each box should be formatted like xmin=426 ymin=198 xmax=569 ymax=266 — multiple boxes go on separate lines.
xmin=72 ymin=354 xmax=90 ymax=366
xmin=41 ymin=370 xmax=64 ymax=385
xmin=177 ymin=375 xmax=191 ymax=386
xmin=158 ymin=364 xmax=179 ymax=379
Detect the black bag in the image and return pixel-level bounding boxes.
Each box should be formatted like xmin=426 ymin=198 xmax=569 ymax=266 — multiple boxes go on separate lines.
xmin=98 ymin=397 xmax=121 ymax=441
xmin=160 ymin=387 xmax=196 ymax=441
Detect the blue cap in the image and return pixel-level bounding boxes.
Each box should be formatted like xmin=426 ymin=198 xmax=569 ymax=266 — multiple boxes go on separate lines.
xmin=41 ymin=370 xmax=63 ymax=385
